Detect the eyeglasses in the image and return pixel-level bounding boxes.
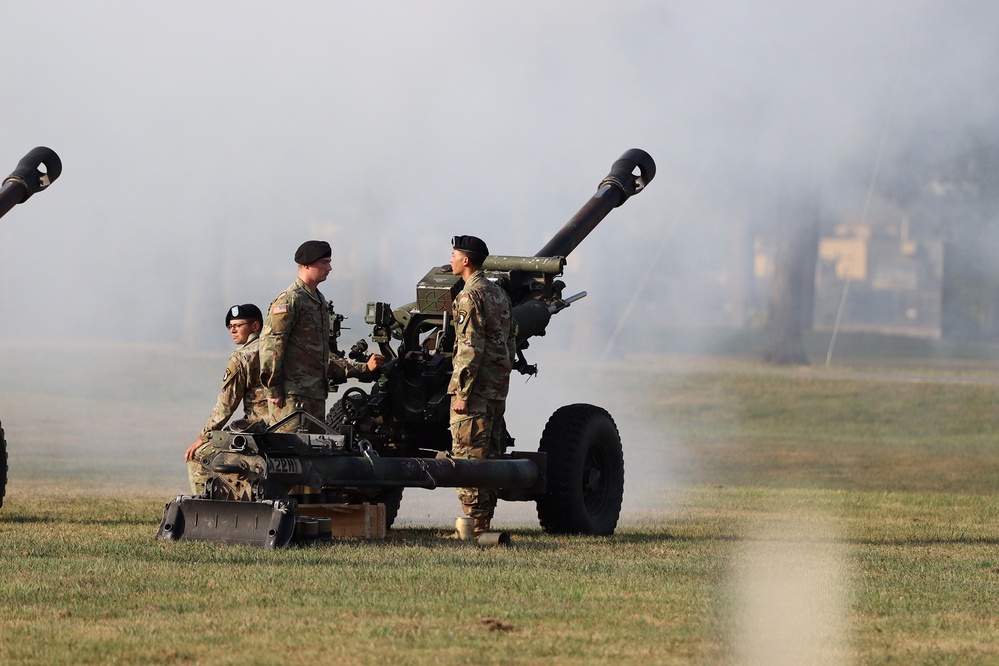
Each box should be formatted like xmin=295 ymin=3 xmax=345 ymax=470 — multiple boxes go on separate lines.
xmin=228 ymin=322 xmax=253 ymax=330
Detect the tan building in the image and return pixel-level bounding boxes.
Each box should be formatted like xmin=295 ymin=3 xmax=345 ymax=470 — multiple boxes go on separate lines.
xmin=813 ymin=222 xmax=942 ymax=336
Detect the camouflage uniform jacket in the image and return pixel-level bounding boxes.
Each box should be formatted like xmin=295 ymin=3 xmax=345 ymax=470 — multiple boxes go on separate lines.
xmin=448 ymin=269 xmax=517 ymax=401
xmin=259 ymin=278 xmax=367 ymax=400
xmin=198 ymin=332 xmax=268 ymax=442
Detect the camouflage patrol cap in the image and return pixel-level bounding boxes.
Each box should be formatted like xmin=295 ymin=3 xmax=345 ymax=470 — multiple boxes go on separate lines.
xmin=225 ymin=303 xmax=263 ymax=326
xmin=452 ymin=235 xmax=489 ymax=264
xmin=295 ymin=240 xmax=332 ymax=265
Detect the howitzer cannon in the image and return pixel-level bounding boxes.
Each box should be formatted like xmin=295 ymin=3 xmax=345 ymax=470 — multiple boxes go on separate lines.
xmin=0 ymin=147 xmax=62 ymax=510
xmin=0 ymin=147 xmax=62 ymax=219
xmin=158 ymin=149 xmax=655 ymax=546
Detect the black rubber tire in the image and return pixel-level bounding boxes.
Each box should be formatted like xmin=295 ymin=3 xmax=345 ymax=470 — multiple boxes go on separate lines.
xmin=536 ymin=404 xmax=624 ymax=535
xmin=326 ymin=397 xmax=349 ymax=429
xmin=373 ymin=486 xmax=403 ymax=530
xmin=1 ymin=419 xmax=6 ymax=510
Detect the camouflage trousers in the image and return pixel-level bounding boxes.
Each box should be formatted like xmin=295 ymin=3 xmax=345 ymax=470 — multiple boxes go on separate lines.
xmin=450 ymin=395 xmax=505 ymax=520
xmin=187 ymin=440 xmax=213 ymax=495
xmin=267 ymin=395 xmax=327 ymax=433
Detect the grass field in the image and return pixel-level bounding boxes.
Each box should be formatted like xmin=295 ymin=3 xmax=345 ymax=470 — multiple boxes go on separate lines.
xmin=3 ymin=340 xmax=999 ymax=664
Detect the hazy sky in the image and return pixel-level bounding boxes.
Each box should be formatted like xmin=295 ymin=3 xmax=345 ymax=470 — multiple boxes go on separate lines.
xmin=1 ymin=1 xmax=996 ymax=352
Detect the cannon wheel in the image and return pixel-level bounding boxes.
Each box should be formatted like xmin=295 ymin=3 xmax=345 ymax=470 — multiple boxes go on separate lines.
xmin=1 ymin=419 xmax=6 ymax=509
xmin=536 ymin=404 xmax=624 ymax=535
xmin=373 ymin=486 xmax=403 ymax=530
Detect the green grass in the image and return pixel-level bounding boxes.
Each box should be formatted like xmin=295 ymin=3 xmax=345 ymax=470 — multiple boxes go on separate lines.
xmin=0 ymin=497 xmax=725 ymax=665
xmin=607 ymin=364 xmax=999 ymax=494
xmin=4 ymin=488 xmax=999 ymax=664
xmin=5 ymin=341 xmax=999 ymax=663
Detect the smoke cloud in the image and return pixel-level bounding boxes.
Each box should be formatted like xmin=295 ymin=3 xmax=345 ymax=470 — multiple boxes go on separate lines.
xmin=2 ymin=1 xmax=994 ymax=354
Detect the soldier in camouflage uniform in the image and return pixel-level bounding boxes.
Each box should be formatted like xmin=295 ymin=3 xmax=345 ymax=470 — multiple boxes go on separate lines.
xmin=260 ymin=240 xmax=383 ymax=432
xmin=448 ymin=235 xmax=517 ymax=537
xmin=185 ymin=303 xmax=268 ymax=495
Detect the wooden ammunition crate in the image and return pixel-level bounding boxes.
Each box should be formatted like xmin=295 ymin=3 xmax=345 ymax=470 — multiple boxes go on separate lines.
xmin=297 ymin=503 xmax=387 ymax=539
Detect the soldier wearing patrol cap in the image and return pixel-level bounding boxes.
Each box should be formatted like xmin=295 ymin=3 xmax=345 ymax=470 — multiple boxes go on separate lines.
xmin=259 ymin=240 xmax=384 ymax=432
xmin=184 ymin=303 xmax=268 ymax=494
xmin=447 ymin=235 xmax=517 ymax=537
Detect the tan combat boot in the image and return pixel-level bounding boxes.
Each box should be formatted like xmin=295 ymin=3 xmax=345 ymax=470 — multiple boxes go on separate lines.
xmin=472 ymin=517 xmax=491 ymax=538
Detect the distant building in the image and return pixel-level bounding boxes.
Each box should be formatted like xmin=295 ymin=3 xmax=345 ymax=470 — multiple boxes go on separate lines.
xmin=812 ymin=221 xmax=943 ymax=337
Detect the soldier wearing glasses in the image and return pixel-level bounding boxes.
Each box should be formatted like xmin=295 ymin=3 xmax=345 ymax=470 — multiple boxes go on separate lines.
xmin=184 ymin=303 xmax=268 ymax=494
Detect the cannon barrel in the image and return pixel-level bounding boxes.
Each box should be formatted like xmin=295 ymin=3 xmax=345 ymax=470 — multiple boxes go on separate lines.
xmin=534 ymin=148 xmax=655 ymax=259
xmin=0 ymin=147 xmax=62 ymax=220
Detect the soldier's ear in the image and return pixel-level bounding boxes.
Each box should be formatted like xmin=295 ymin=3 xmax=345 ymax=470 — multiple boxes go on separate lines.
xmin=251 ymin=321 xmax=262 ymax=333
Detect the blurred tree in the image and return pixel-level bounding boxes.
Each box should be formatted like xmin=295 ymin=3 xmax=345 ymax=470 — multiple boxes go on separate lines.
xmin=762 ymin=193 xmax=820 ymax=365
xmin=937 ymin=134 xmax=999 ymax=340
xmin=882 ymin=125 xmax=999 ymax=340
